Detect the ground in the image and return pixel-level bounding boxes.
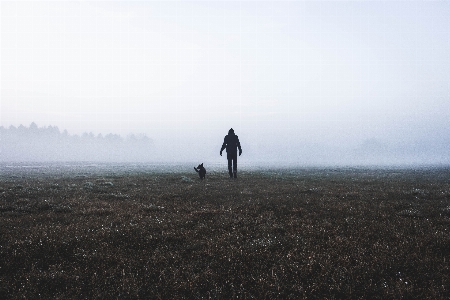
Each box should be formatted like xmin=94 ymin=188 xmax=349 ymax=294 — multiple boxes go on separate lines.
xmin=0 ymin=164 xmax=449 ymax=299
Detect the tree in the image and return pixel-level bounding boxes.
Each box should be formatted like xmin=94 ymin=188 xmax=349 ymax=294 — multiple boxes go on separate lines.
xmin=29 ymin=122 xmax=38 ymax=131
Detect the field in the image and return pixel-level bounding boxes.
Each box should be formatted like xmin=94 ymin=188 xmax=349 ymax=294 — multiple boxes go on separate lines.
xmin=0 ymin=164 xmax=449 ymax=299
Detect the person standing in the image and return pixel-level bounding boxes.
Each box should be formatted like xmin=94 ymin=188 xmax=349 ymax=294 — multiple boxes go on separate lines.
xmin=220 ymin=128 xmax=242 ymax=178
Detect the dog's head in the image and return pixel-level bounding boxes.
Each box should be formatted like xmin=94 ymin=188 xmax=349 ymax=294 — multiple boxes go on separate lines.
xmin=197 ymin=163 xmax=204 ymax=170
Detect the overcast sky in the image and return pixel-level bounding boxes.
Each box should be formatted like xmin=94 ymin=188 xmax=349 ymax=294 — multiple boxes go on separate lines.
xmin=1 ymin=1 xmax=449 ymax=164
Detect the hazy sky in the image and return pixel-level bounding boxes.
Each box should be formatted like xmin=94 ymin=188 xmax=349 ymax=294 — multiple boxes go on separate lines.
xmin=1 ymin=0 xmax=449 ymax=163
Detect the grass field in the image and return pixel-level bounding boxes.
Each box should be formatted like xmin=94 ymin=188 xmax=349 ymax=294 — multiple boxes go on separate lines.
xmin=1 ymin=164 xmax=449 ymax=299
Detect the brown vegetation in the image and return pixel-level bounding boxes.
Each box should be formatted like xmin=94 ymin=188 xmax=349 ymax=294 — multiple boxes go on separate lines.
xmin=0 ymin=166 xmax=449 ymax=299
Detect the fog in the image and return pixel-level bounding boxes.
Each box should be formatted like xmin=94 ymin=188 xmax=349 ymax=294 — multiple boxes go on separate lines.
xmin=1 ymin=1 xmax=449 ymax=166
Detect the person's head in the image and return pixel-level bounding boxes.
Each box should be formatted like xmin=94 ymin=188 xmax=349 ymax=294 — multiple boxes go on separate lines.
xmin=228 ymin=128 xmax=235 ymax=135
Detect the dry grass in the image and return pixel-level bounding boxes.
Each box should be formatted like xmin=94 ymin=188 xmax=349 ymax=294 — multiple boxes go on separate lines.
xmin=0 ymin=166 xmax=449 ymax=299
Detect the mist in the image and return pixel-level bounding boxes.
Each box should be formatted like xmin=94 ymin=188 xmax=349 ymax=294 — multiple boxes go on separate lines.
xmin=1 ymin=1 xmax=449 ymax=167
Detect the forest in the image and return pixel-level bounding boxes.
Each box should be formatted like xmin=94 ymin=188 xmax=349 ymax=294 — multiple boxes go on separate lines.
xmin=0 ymin=123 xmax=153 ymax=162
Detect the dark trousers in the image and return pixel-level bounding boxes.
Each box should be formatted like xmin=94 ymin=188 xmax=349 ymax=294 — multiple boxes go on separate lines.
xmin=227 ymin=153 xmax=237 ymax=177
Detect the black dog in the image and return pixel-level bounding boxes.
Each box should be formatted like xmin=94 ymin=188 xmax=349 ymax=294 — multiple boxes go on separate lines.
xmin=194 ymin=163 xmax=206 ymax=180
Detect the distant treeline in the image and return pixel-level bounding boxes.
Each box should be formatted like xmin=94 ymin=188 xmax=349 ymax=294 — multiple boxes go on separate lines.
xmin=0 ymin=123 xmax=153 ymax=162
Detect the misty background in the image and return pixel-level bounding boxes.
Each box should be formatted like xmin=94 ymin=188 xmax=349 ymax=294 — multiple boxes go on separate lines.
xmin=1 ymin=1 xmax=449 ymax=166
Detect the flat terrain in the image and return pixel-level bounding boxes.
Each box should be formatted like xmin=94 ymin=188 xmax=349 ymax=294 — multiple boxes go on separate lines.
xmin=0 ymin=164 xmax=449 ymax=299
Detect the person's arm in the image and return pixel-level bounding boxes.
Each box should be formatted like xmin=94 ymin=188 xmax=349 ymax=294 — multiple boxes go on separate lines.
xmin=237 ymin=136 xmax=242 ymax=156
xmin=220 ymin=136 xmax=227 ymax=156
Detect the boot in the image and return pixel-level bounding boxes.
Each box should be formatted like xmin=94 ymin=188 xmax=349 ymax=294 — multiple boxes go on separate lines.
xmin=233 ymin=171 xmax=237 ymax=179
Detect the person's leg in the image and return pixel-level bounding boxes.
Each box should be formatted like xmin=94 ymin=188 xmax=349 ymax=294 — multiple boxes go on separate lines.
xmin=233 ymin=155 xmax=237 ymax=178
xmin=227 ymin=154 xmax=233 ymax=178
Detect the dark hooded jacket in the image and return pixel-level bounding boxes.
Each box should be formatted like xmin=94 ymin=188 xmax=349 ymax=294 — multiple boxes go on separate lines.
xmin=221 ymin=128 xmax=242 ymax=156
